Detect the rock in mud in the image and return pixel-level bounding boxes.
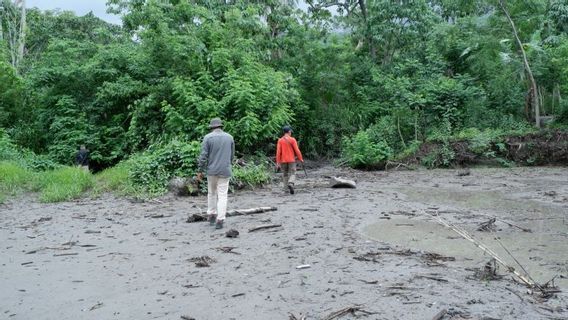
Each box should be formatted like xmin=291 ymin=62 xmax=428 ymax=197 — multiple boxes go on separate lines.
xmin=168 ymin=177 xmax=200 ymax=196
xmin=226 ymin=229 xmax=239 ymax=238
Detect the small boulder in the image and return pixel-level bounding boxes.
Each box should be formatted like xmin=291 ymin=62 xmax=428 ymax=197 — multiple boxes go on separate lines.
xmin=168 ymin=177 xmax=200 ymax=196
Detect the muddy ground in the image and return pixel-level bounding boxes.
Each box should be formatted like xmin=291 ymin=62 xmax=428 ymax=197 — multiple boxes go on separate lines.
xmin=1 ymin=166 xmax=567 ymax=320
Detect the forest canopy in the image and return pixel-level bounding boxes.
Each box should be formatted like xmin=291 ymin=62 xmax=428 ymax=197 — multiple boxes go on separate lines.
xmin=1 ymin=0 xmax=568 ymax=172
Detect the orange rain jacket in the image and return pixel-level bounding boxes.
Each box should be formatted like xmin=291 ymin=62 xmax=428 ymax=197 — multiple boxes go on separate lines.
xmin=276 ymin=135 xmax=303 ymax=164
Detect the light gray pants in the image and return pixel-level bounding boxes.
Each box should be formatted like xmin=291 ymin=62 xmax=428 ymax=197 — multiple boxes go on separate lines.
xmin=207 ymin=175 xmax=230 ymax=221
xmin=281 ymin=162 xmax=297 ymax=188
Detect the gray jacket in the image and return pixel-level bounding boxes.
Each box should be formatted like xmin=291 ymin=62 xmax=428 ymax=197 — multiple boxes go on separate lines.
xmin=198 ymin=129 xmax=235 ymax=177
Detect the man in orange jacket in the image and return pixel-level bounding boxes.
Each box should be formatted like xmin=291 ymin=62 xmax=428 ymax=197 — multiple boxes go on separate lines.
xmin=276 ymin=125 xmax=304 ymax=194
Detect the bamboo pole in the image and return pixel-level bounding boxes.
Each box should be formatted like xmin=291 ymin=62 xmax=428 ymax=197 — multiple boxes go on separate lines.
xmin=423 ymin=210 xmax=538 ymax=289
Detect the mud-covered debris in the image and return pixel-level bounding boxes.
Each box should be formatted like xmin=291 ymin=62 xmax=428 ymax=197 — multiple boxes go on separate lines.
xmin=469 ymin=259 xmax=503 ymax=281
xmin=216 ymin=246 xmax=240 ymax=255
xmin=457 ymin=168 xmax=471 ymax=176
xmin=329 ymin=177 xmax=356 ymax=189
xmin=477 ymin=218 xmax=497 ymax=232
xmin=322 ymin=305 xmax=376 ymax=320
xmin=289 ymin=313 xmax=306 ymax=320
xmin=544 ymin=191 xmax=557 ymax=197
xmin=225 ymin=229 xmax=239 ymax=238
xmin=186 ymin=214 xmax=206 ymax=223
xmin=188 ymin=256 xmax=216 ymax=267
xmin=180 ymin=316 xmax=195 ymax=320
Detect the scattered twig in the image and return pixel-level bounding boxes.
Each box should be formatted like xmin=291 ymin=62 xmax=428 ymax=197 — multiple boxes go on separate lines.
xmin=432 ymin=308 xmax=447 ymax=320
xmin=288 ymin=313 xmax=306 ymax=320
xmin=477 ymin=218 xmax=497 ymax=232
xmin=89 ymin=302 xmax=103 ymax=311
xmin=322 ymin=305 xmax=376 ymax=320
xmin=414 ymin=275 xmax=449 ymax=283
xmin=215 ymin=246 xmax=241 ymax=255
xmin=188 ymin=256 xmax=216 ymax=267
xmin=249 ymin=224 xmax=282 ymax=232
xmin=53 ymin=253 xmax=78 ymax=257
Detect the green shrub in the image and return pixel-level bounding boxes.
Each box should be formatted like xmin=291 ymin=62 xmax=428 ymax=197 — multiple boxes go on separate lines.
xmin=36 ymin=167 xmax=94 ymax=202
xmin=395 ymin=140 xmax=422 ymax=160
xmin=342 ymin=130 xmax=393 ymax=169
xmin=128 ymin=139 xmax=201 ymax=196
xmin=231 ymin=163 xmax=271 ymax=190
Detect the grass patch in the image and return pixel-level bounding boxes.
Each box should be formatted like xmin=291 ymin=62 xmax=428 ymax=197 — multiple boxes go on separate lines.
xmin=94 ymin=163 xmax=139 ymax=196
xmin=0 ymin=161 xmax=33 ymax=194
xmin=36 ymin=167 xmax=94 ymax=202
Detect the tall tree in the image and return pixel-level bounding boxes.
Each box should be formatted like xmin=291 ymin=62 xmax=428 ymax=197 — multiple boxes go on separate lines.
xmin=0 ymin=0 xmax=26 ymax=71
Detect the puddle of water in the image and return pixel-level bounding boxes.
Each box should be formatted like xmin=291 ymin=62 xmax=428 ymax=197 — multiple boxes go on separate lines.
xmin=364 ymin=188 xmax=568 ymax=287
xmin=364 ymin=218 xmax=568 ymax=287
xmin=400 ymin=188 xmax=564 ymax=218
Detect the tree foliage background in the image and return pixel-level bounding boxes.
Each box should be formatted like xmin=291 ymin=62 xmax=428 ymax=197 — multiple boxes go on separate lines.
xmin=1 ymin=0 xmax=568 ymax=172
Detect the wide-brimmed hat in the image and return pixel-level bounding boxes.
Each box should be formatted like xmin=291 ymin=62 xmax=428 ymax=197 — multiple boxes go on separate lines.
xmin=209 ymin=118 xmax=223 ymax=129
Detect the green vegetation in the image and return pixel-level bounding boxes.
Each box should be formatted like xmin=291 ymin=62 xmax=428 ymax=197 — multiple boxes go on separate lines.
xmin=1 ymin=0 xmax=568 ymax=202
xmin=35 ymin=167 xmax=94 ymax=202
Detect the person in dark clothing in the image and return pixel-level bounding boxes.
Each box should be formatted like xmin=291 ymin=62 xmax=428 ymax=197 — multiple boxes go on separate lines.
xmin=75 ymin=145 xmax=90 ymax=171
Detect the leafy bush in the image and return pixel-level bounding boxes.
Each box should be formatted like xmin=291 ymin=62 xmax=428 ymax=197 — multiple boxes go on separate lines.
xmin=342 ymin=130 xmax=393 ymax=169
xmin=128 ymin=139 xmax=201 ymax=195
xmin=0 ymin=130 xmax=59 ymax=170
xmin=36 ymin=167 xmax=94 ymax=202
xmin=231 ymin=163 xmax=271 ymax=190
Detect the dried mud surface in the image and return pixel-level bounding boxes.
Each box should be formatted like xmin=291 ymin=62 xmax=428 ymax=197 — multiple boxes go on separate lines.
xmin=1 ymin=166 xmax=567 ymax=320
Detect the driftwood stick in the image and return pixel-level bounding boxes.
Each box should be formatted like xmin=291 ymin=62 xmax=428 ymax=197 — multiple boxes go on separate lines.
xmin=187 ymin=207 xmax=277 ymax=223
xmin=424 ymin=211 xmax=537 ymax=288
xmin=228 ymin=207 xmax=277 ymax=216
xmin=432 ymin=309 xmax=447 ymax=320
xmin=248 ymin=224 xmax=282 ymax=232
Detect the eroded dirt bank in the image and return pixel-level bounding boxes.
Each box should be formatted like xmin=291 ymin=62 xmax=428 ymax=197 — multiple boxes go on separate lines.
xmin=1 ymin=166 xmax=567 ymax=320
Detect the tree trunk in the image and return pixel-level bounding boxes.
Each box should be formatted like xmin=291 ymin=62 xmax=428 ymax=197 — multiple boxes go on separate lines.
xmin=499 ymin=0 xmax=540 ymax=128
xmin=16 ymin=0 xmax=25 ymax=69
xmin=357 ymin=0 xmax=375 ymax=60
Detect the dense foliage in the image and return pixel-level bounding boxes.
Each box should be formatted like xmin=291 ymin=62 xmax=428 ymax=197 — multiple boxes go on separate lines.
xmin=1 ymin=0 xmax=568 ymax=195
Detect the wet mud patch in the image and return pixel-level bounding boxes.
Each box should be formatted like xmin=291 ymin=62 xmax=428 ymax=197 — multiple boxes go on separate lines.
xmin=363 ymin=186 xmax=568 ymax=288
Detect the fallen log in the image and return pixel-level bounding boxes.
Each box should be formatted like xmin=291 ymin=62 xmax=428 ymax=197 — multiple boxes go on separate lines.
xmin=186 ymin=207 xmax=277 ymax=223
xmin=249 ymin=224 xmax=282 ymax=232
xmin=329 ymin=177 xmax=356 ymax=189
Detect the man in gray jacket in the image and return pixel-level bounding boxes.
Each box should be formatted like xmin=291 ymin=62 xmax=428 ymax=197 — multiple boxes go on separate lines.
xmin=197 ymin=118 xmax=235 ymax=229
